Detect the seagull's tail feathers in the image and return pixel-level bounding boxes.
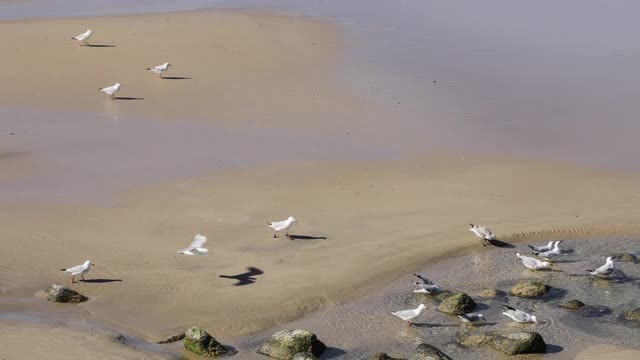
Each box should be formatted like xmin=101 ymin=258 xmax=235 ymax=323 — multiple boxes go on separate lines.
xmin=527 ymin=245 xmax=535 ymax=250
xmin=586 ymin=269 xmax=594 ymax=273
xmin=146 ymin=68 xmax=152 ymax=71
xmin=60 ymin=268 xmax=67 ymax=271
xmin=71 ymin=37 xmax=77 ymax=40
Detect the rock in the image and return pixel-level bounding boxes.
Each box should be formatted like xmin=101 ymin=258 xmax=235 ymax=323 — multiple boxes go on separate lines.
xmin=184 ymin=327 xmax=227 ymax=357
xmin=292 ymin=352 xmax=318 ymax=360
xmin=409 ymin=343 xmax=453 ymax=360
xmin=510 ymin=282 xmax=550 ymax=298
xmin=258 ymin=330 xmax=326 ymax=360
xmin=478 ymin=289 xmax=501 ymax=298
xmin=556 ymin=299 xmax=585 ymax=310
xmin=613 ymin=253 xmax=638 ymax=263
xmin=487 ymin=332 xmax=546 ymax=355
xmin=576 ymin=305 xmax=612 ymax=318
xmin=459 ymin=334 xmax=490 ymax=347
xmin=44 ymin=284 xmax=88 ymax=303
xmin=370 ymin=353 xmax=406 ymax=360
xmin=432 ymin=291 xmax=454 ymax=302
xmin=157 ymin=332 xmax=185 ymax=344
xmin=623 ymin=308 xmax=640 ymax=324
xmin=437 ymin=292 xmax=475 ymax=314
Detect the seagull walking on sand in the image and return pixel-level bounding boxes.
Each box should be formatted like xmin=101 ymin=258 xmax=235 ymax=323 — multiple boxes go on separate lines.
xmin=469 ymin=224 xmax=496 ymax=246
xmin=99 ymin=83 xmax=121 ymax=100
xmin=502 ymin=305 xmax=537 ymax=323
xmin=61 ymin=260 xmax=94 ymax=283
xmin=71 ymin=30 xmax=92 ymax=46
xmin=391 ymin=304 xmax=427 ymax=326
xmin=587 ymin=256 xmax=614 ymax=277
xmin=179 ymin=234 xmax=209 ymax=255
xmin=413 ymin=274 xmax=442 ymax=294
xmin=267 ymin=216 xmax=296 ymax=239
xmin=516 ymin=252 xmax=551 ymax=270
xmin=147 ymin=63 xmax=172 ymax=78
xmin=528 ymin=241 xmax=555 ymax=252
xmin=458 ymin=312 xmax=486 ymax=324
xmin=533 ymin=240 xmax=563 ymax=260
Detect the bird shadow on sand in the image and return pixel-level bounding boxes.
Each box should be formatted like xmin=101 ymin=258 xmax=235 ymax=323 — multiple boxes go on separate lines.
xmin=288 ymin=234 xmax=327 ymax=241
xmin=411 ymin=323 xmax=458 ymax=328
xmin=486 ymin=239 xmax=515 ymax=248
xmin=80 ymin=278 xmax=122 ymax=283
xmin=161 ymin=76 xmax=192 ymax=80
xmin=114 ymin=97 xmax=144 ymax=101
xmin=83 ymin=44 xmax=116 ymax=48
xmin=218 ymin=267 xmax=264 ymax=286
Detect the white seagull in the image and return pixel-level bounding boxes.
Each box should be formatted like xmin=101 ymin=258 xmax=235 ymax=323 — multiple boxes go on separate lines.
xmin=469 ymin=224 xmax=496 ymax=246
xmin=391 ymin=304 xmax=427 ymax=326
xmin=61 ymin=260 xmax=94 ymax=283
xmin=586 ymin=256 xmax=614 ymax=276
xmin=528 ymin=241 xmax=555 ymax=252
xmin=502 ymin=305 xmax=537 ymax=323
xmin=516 ymin=252 xmax=551 ymax=270
xmin=413 ymin=274 xmax=442 ymax=294
xmin=179 ymin=234 xmax=209 ymax=255
xmin=533 ymin=240 xmax=563 ymax=260
xmin=99 ymin=83 xmax=121 ymax=100
xmin=147 ymin=63 xmax=172 ymax=78
xmin=458 ymin=313 xmax=486 ymax=324
xmin=267 ymin=216 xmax=297 ymax=239
xmin=71 ymin=30 xmax=93 ymax=46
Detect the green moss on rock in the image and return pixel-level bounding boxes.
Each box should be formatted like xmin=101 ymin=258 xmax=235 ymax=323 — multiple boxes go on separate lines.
xmin=437 ymin=292 xmax=475 ymax=314
xmin=258 ymin=329 xmax=326 ymax=360
xmin=488 ymin=331 xmax=546 ymax=355
xmin=183 ymin=327 xmax=227 ymax=357
xmin=510 ymin=282 xmax=550 ymax=298
xmin=408 ymin=343 xmax=453 ymax=360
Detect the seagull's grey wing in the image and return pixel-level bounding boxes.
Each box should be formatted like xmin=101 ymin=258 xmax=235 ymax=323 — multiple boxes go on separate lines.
xmin=189 ymin=234 xmax=207 ymax=248
xmin=520 ymin=256 xmax=540 ymax=267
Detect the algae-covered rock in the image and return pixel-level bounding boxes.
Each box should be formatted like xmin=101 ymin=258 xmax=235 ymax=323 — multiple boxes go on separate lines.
xmin=370 ymin=353 xmax=406 ymax=360
xmin=433 ymin=291 xmax=454 ymax=302
xmin=258 ymin=329 xmax=326 ymax=359
xmin=438 ymin=292 xmax=475 ymax=314
xmin=556 ymin=299 xmax=585 ymax=310
xmin=478 ymin=289 xmax=501 ymax=298
xmin=488 ymin=331 xmax=546 ymax=355
xmin=292 ymin=352 xmax=318 ymax=360
xmin=44 ymin=284 xmax=88 ymax=303
xmin=408 ymin=343 xmax=453 ymax=360
xmin=613 ymin=253 xmax=638 ymax=263
xmin=184 ymin=327 xmax=227 ymax=357
xmin=510 ymin=282 xmax=550 ymax=298
xmin=623 ymin=308 xmax=640 ymax=324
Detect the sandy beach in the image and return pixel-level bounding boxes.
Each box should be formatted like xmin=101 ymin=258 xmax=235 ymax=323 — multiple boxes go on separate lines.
xmin=3 ymin=2 xmax=640 ymax=359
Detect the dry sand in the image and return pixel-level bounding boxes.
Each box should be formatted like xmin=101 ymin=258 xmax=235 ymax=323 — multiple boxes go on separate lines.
xmin=2 ymin=157 xmax=640 ymax=343
xmin=0 ymin=9 xmax=375 ymax=128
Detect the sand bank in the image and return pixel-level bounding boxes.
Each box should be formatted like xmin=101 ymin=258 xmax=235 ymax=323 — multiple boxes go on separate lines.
xmin=2 ymin=157 xmax=640 ymax=341
xmin=0 ymin=9 xmax=376 ymax=128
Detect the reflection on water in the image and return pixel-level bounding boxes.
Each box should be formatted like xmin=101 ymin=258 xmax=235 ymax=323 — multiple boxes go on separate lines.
xmin=234 ymin=237 xmax=640 ymax=359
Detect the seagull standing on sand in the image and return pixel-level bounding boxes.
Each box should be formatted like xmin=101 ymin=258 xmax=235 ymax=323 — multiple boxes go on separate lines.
xmin=502 ymin=305 xmax=537 ymax=323
xmin=413 ymin=274 xmax=442 ymax=294
xmin=99 ymin=83 xmax=121 ymax=100
xmin=147 ymin=63 xmax=172 ymax=78
xmin=516 ymin=252 xmax=551 ymax=270
xmin=391 ymin=304 xmax=427 ymax=326
xmin=469 ymin=224 xmax=496 ymax=246
xmin=528 ymin=241 xmax=555 ymax=252
xmin=533 ymin=241 xmax=563 ymax=260
xmin=458 ymin=313 xmax=486 ymax=324
xmin=179 ymin=234 xmax=209 ymax=255
xmin=267 ymin=216 xmax=296 ymax=239
xmin=71 ymin=30 xmax=93 ymax=46
xmin=587 ymin=256 xmax=614 ymax=276
xmin=61 ymin=260 xmax=94 ymax=283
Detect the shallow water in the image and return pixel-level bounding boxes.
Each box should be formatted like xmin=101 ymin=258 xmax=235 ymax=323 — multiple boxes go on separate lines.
xmin=230 ymin=236 xmax=640 ymax=359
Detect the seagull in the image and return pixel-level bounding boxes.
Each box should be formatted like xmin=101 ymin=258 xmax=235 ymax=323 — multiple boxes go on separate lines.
xmin=71 ymin=30 xmax=92 ymax=46
xmin=528 ymin=241 xmax=555 ymax=252
xmin=533 ymin=240 xmax=563 ymax=260
xmin=413 ymin=274 xmax=441 ymax=294
xmin=391 ymin=304 xmax=427 ymax=326
xmin=469 ymin=224 xmax=496 ymax=246
xmin=502 ymin=305 xmax=537 ymax=323
xmin=147 ymin=63 xmax=172 ymax=78
xmin=61 ymin=260 xmax=94 ymax=283
xmin=458 ymin=313 xmax=486 ymax=324
xmin=586 ymin=256 xmax=614 ymax=276
xmin=179 ymin=234 xmax=209 ymax=255
xmin=516 ymin=252 xmax=551 ymax=270
xmin=99 ymin=83 xmax=121 ymax=100
xmin=267 ymin=216 xmax=297 ymax=239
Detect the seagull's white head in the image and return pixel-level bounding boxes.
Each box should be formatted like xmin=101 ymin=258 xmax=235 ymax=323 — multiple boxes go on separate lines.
xmin=516 ymin=252 xmax=521 ymax=258
xmin=606 ymin=256 xmax=614 ymax=263
xmin=86 ymin=30 xmax=92 ymax=34
xmin=288 ymin=216 xmax=296 ymax=223
xmin=477 ymin=314 xmax=485 ymax=320
xmin=115 ymin=83 xmax=121 ymax=89
xmin=83 ymin=260 xmax=94 ymax=267
xmin=166 ymin=63 xmax=172 ymax=67
xmin=531 ymin=315 xmax=538 ymax=323
xmin=418 ymin=304 xmax=427 ymax=310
